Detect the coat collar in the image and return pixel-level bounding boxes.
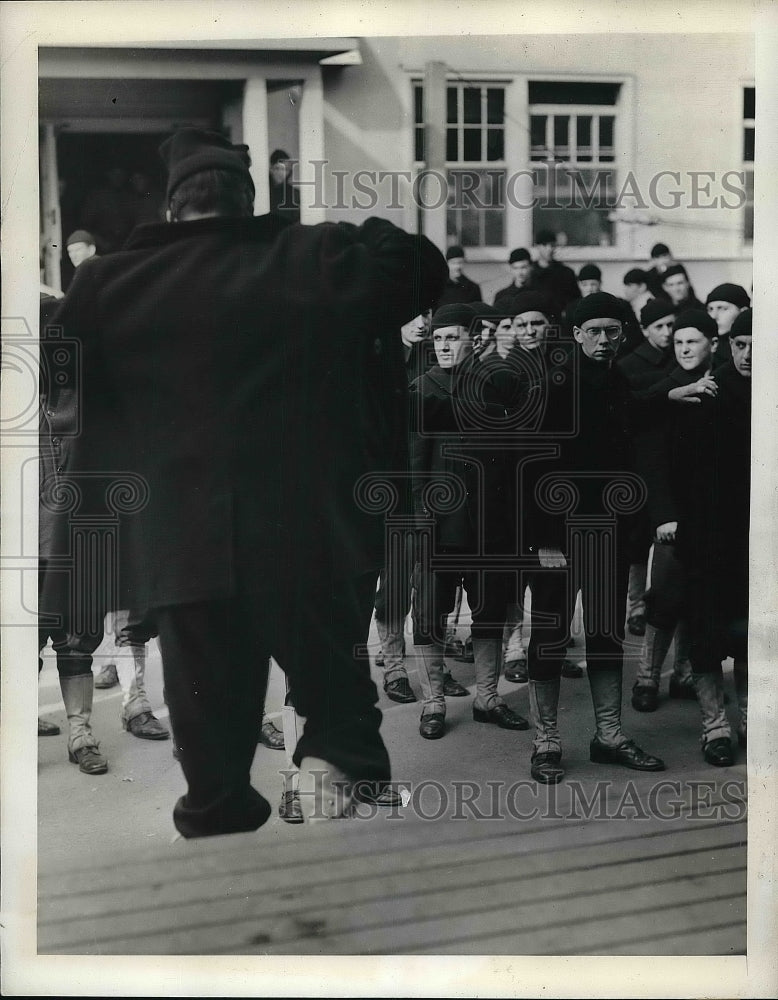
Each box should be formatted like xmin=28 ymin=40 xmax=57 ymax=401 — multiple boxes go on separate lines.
xmin=124 ymin=213 xmax=292 ymax=251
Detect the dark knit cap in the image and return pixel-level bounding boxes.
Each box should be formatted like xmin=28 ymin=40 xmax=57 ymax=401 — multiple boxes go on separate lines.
xmin=508 ymin=290 xmax=554 ymax=319
xmin=578 ymin=264 xmax=601 ymax=282
xmin=650 ymin=242 xmax=670 ymax=258
xmin=535 ymin=229 xmax=556 ymax=245
xmin=572 ymin=291 xmax=626 ymax=327
xmin=508 ymin=247 xmax=531 ymax=264
xmin=160 ymin=128 xmax=254 ymax=201
xmin=446 ymin=244 xmax=465 ymax=260
xmin=661 ymin=263 xmax=688 ymax=283
xmin=705 ymin=283 xmax=750 ymax=308
xmin=431 ymin=303 xmax=476 ymax=331
xmin=66 ymin=229 xmax=96 ymax=247
xmin=270 ymin=148 xmax=290 ymax=165
xmin=624 ymin=267 xmax=648 ymax=285
xmin=730 ymin=308 xmax=752 ymax=338
xmin=673 ymin=309 xmax=718 ymax=339
xmin=640 ymin=298 xmax=675 ymax=328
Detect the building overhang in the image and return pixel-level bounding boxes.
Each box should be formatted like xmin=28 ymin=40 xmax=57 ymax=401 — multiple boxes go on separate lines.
xmin=39 ymin=39 xmax=362 ymax=76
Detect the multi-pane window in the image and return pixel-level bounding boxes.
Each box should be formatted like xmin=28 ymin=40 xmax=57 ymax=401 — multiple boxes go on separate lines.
xmin=528 ymin=81 xmax=620 ymax=247
xmin=414 ymin=81 xmax=506 ymax=247
xmin=743 ymin=86 xmax=754 ymax=244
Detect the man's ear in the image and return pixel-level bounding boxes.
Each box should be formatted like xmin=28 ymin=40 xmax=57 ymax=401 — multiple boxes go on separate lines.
xmin=572 ymin=325 xmax=583 ymax=345
xmin=711 ymin=336 xmax=719 ymax=352
xmin=165 ymin=208 xmax=173 ymax=223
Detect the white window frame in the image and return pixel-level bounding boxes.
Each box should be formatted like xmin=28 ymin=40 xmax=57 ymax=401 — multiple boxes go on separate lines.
xmin=412 ymin=78 xmax=510 ymax=252
xmin=406 ymin=72 xmax=635 ymax=262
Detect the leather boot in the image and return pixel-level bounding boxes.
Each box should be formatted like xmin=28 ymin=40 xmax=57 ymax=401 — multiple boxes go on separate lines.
xmin=59 ymin=673 xmax=108 ymax=774
xmin=632 ymin=624 xmax=674 ymax=711
xmin=692 ymin=671 xmax=734 ymax=765
xmin=528 ymin=677 xmax=564 ymax=783
xmin=472 ymin=636 xmax=501 ymax=712
xmin=416 ymin=643 xmax=446 ymax=721
xmin=119 ymin=644 xmax=170 ymax=739
xmin=376 ymin=617 xmax=408 ymax=684
xmin=589 ymin=669 xmax=664 ymax=771
xmin=472 ymin=637 xmax=528 ymax=729
xmin=733 ymin=658 xmax=747 ymax=748
xmin=668 ymin=620 xmax=695 ymax=698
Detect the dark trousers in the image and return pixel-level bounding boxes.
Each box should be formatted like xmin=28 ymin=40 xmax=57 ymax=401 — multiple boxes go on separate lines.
xmin=686 ymin=564 xmax=748 ymax=673
xmin=413 ymin=551 xmax=512 ymax=645
xmin=374 ymin=531 xmax=417 ymax=630
xmin=156 ymin=570 xmax=389 ymax=838
xmin=38 ymin=561 xmax=103 ymax=677
xmin=528 ymin=548 xmax=630 ymax=681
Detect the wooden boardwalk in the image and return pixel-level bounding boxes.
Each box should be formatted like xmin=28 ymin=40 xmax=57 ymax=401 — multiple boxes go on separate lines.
xmin=38 ymin=772 xmax=746 ymax=956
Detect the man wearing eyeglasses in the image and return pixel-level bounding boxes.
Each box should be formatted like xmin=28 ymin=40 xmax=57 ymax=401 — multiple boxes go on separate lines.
xmin=523 ymin=292 xmax=665 ymax=784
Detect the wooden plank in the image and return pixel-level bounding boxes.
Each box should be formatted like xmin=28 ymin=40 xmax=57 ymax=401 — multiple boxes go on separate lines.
xmin=255 ymin=876 xmax=746 ymax=957
xmin=39 ymin=766 xmax=746 ymax=898
xmin=39 ymin=791 xmax=744 ymax=900
xmin=38 ymin=819 xmax=744 ymax=930
xmin=40 ymin=832 xmax=745 ymax=954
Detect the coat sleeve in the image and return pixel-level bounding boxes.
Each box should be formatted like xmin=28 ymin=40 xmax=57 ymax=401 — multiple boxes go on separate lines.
xmin=409 ymin=378 xmax=434 ymax=516
xmin=632 ymin=418 xmax=678 ymax=531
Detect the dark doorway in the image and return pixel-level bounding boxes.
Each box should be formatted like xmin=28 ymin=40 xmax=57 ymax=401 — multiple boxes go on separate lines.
xmin=57 ymin=132 xmax=171 ymax=288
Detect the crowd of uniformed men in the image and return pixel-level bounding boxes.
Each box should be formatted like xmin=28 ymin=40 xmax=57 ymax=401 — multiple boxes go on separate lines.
xmin=38 ymin=129 xmax=751 ymax=834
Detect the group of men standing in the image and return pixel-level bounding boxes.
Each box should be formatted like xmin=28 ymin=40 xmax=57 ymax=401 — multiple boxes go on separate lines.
xmin=39 ymin=127 xmax=751 ymax=837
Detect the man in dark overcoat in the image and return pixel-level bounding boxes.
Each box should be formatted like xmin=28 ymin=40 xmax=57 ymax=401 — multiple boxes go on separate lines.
xmin=635 ymin=309 xmax=751 ymax=764
xmin=523 ymin=292 xmax=665 ymax=784
xmin=49 ymin=128 xmax=447 ymax=835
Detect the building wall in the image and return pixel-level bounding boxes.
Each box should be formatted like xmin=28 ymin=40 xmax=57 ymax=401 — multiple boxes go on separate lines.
xmin=321 ymin=33 xmax=754 ymax=278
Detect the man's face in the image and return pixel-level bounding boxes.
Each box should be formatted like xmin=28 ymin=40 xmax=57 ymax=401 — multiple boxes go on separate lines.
xmin=67 ymin=241 xmax=96 ymax=268
xmin=510 ymin=259 xmax=532 ymax=287
xmin=495 ymin=316 xmax=517 ymax=358
xmin=623 ymin=282 xmax=646 ymax=304
xmin=674 ymin=327 xmax=716 ymax=371
xmin=448 ymin=258 xmax=464 ymax=280
xmin=662 ymin=273 xmax=690 ymax=304
xmin=730 ymin=334 xmax=752 ymax=378
xmin=401 ymin=311 xmax=431 ymax=345
xmin=433 ymin=325 xmax=471 ymax=368
xmin=707 ymin=300 xmax=746 ymax=336
xmin=574 ymin=316 xmax=623 ymax=362
xmin=642 ymin=314 xmax=674 ymax=352
xmin=578 ymin=279 xmax=601 ymax=297
xmin=536 ymin=241 xmax=555 ymax=265
xmin=270 ymin=160 xmax=290 ymax=185
xmin=652 ymin=252 xmax=673 ymax=272
xmin=513 ymin=310 xmax=549 ymax=351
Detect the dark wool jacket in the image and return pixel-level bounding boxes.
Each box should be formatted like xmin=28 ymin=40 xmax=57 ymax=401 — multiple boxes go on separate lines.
xmin=528 ymin=350 xmax=641 ymax=553
xmin=45 ymin=214 xmax=447 ymax=613
xmin=617 ymin=339 xmax=675 ymax=392
xmin=437 ymin=274 xmax=482 ymax=306
xmin=410 ymin=351 xmax=532 ymax=555
xmin=530 ymin=260 xmax=580 ymax=318
xmin=634 ymin=361 xmax=750 ymax=586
